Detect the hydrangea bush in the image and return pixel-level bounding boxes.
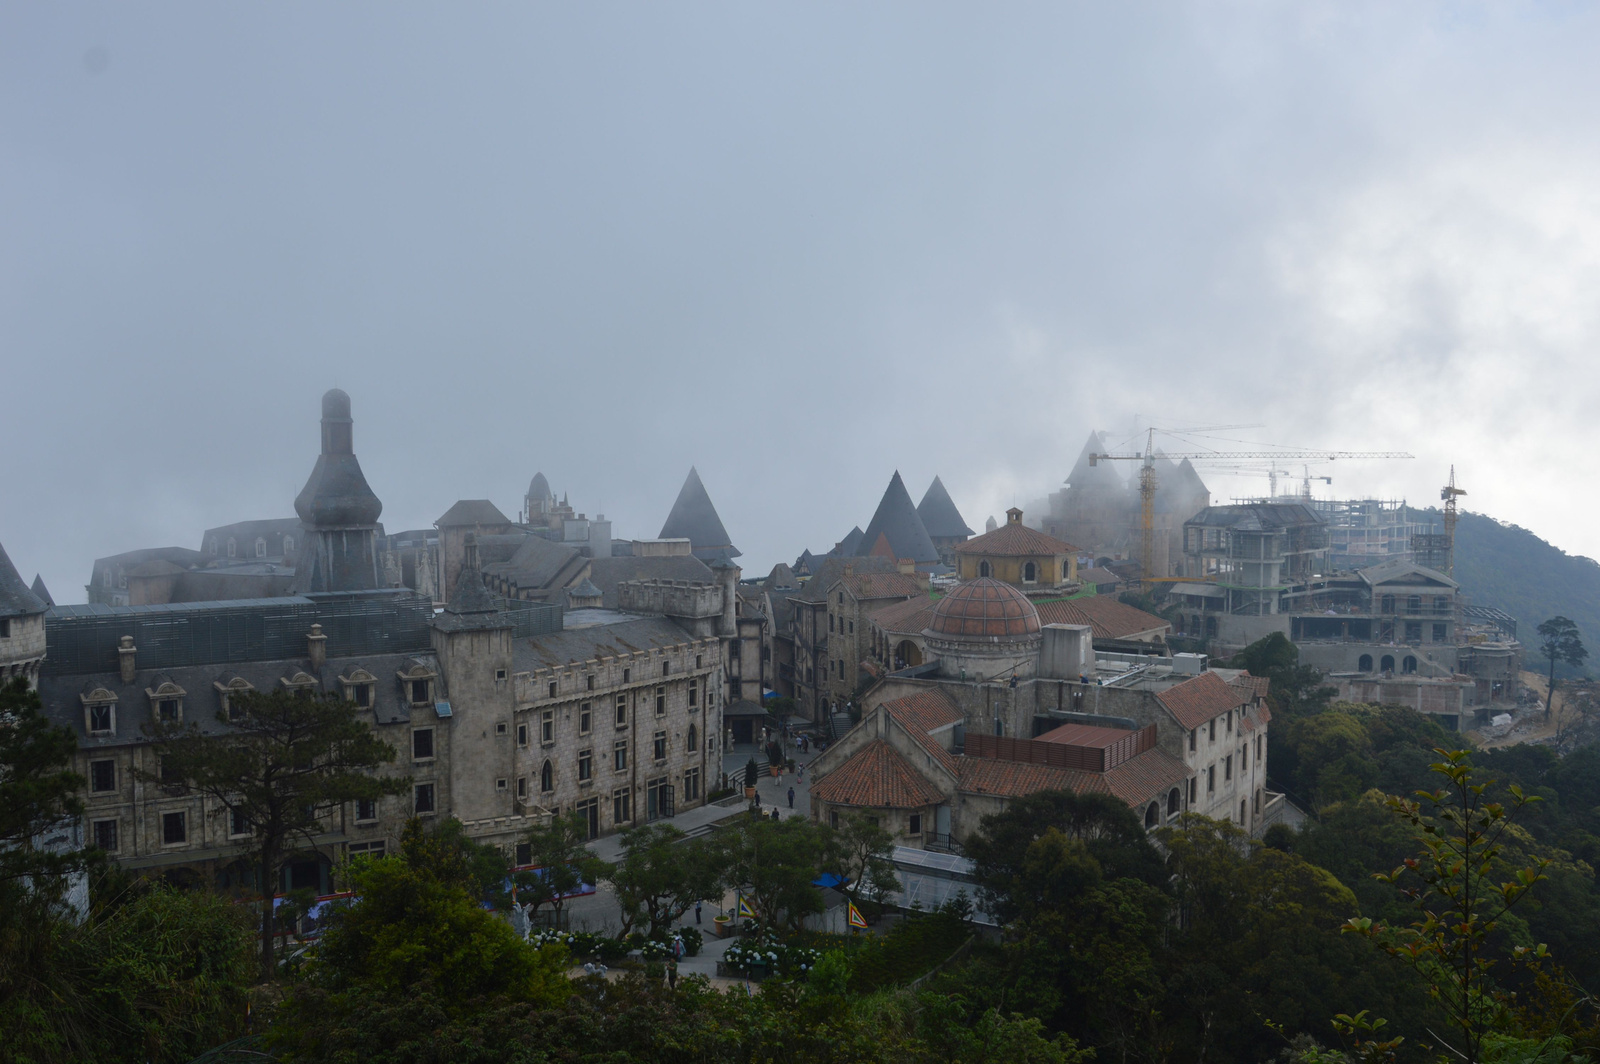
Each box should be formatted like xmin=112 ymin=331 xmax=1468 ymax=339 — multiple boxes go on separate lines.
xmin=722 ymin=933 xmax=820 ymax=978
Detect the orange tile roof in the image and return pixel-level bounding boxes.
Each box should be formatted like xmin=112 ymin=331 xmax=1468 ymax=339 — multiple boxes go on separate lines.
xmin=840 ymin=570 xmax=924 ymax=601
xmin=810 ymin=739 xmax=946 ymax=809
xmin=869 ymin=595 xmax=940 ymax=636
xmin=953 ymin=521 xmax=1079 ymax=557
xmin=956 ymin=747 xmax=1188 ymax=807
xmin=1231 ymin=673 xmax=1271 ymax=701
xmin=1154 ymin=671 xmax=1249 ymax=730
xmin=1034 ymin=596 xmax=1169 ymax=640
xmin=878 ymin=687 xmax=964 ymax=772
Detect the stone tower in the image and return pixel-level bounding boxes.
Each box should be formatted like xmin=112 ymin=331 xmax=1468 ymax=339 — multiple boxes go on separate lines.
xmin=291 ymin=389 xmax=384 ymax=593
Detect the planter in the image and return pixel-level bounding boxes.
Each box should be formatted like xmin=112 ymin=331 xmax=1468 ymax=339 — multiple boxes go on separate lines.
xmin=744 ymin=786 xmax=756 ymax=799
xmin=713 ymin=916 xmax=733 ymax=938
xmin=769 ymin=765 xmax=781 ymax=778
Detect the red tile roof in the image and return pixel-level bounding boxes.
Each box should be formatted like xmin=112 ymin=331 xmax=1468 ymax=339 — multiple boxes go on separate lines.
xmin=840 ymin=570 xmax=924 ymax=601
xmin=810 ymin=739 xmax=945 ymax=809
xmin=957 ymin=746 xmax=1187 ymax=807
xmin=878 ymin=688 xmax=963 ymax=772
xmin=1034 ymin=596 xmax=1170 ymax=640
xmin=1231 ymin=673 xmax=1271 ymax=701
xmin=1154 ymin=671 xmax=1249 ymax=730
xmin=953 ymin=521 xmax=1079 ymax=557
xmin=869 ymin=595 xmax=940 ymax=636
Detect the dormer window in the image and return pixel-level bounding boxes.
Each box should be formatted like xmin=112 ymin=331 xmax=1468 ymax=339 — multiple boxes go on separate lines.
xmin=214 ymin=675 xmax=255 ymax=722
xmin=279 ymin=670 xmax=318 ymax=697
xmin=227 ymin=538 xmax=238 ymax=558
xmin=145 ymin=680 xmax=187 ymax=724
xmin=283 ymin=535 xmax=295 ymax=554
xmin=339 ymin=668 xmax=377 ymax=708
xmin=397 ymin=660 xmax=438 ymax=707
xmin=207 ymin=537 xmax=218 ymax=555
xmin=255 ymin=538 xmax=267 ymax=558
xmin=82 ymin=689 xmax=118 ymax=735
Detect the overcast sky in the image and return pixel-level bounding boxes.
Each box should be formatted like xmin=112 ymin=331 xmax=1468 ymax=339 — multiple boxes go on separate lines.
xmin=5 ymin=3 xmax=1600 ymax=602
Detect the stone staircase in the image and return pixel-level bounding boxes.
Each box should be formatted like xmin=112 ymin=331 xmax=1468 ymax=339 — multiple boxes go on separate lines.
xmin=828 ymin=711 xmax=854 ymax=742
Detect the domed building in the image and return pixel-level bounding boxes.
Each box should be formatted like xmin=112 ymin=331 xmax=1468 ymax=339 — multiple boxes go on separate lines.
xmin=291 ymin=389 xmax=386 ymax=593
xmin=923 ymin=578 xmax=1042 ymax=682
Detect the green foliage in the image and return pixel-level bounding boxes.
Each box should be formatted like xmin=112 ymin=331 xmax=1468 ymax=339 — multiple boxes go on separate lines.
xmin=0 ymin=873 xmax=255 ymax=1064
xmin=707 ymin=811 xmax=832 ymax=934
xmin=846 ymin=904 xmax=971 ymax=993
xmin=604 ymin=822 xmax=721 ymax=936
xmin=1227 ymin=632 xmax=1335 ymax=718
xmin=515 ymin=810 xmax=603 ymax=918
xmin=143 ymin=687 xmax=407 ymax=978
xmin=832 ymin=812 xmax=900 ymax=912
xmin=0 ymin=677 xmax=86 ymax=896
xmin=1539 ymin=616 xmax=1588 ymax=718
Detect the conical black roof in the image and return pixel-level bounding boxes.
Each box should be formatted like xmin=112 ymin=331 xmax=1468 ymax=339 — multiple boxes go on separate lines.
xmin=917 ymin=476 xmax=973 ymax=538
xmin=1064 ymin=431 xmax=1124 ymax=490
xmin=855 ymin=472 xmax=939 ymax=564
xmin=294 ymin=389 xmax=384 ymax=530
xmin=835 ymin=526 xmax=865 ymax=556
xmin=659 ymin=467 xmax=741 ymax=561
xmin=30 ymin=574 xmax=54 ymax=608
xmin=0 ymin=542 xmax=47 ymax=618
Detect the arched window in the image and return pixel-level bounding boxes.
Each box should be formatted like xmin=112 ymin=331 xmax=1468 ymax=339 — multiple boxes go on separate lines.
xmin=255 ymin=538 xmax=267 ymax=558
xmin=1144 ymin=802 xmax=1160 ymax=828
xmin=283 ymin=536 xmax=294 ymax=553
xmin=1358 ymin=654 xmax=1373 ymax=672
xmin=207 ymin=538 xmax=218 ymax=555
xmin=686 ymin=723 xmax=698 ymax=753
xmin=1402 ymin=655 xmax=1418 ymax=674
xmin=1205 ymin=616 xmax=1217 ymax=637
xmin=1023 ymin=561 xmax=1037 ymax=583
xmin=540 ymin=760 xmax=553 ymax=793
xmin=1380 ymin=655 xmax=1395 ymax=673
xmin=1167 ymin=787 xmax=1182 ymax=817
xmin=227 ymin=538 xmax=237 ymax=558
xmin=978 ymin=561 xmax=992 ymax=578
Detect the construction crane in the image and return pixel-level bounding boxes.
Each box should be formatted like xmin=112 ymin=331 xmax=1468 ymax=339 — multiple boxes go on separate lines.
xmin=1440 ymin=466 xmax=1466 ymax=577
xmin=1087 ymin=429 xmax=1414 ymax=592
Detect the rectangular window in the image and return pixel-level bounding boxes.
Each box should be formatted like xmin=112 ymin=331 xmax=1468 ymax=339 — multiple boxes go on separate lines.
xmin=229 ymin=806 xmax=251 ymax=837
xmin=1241 ymin=745 xmax=1248 ymax=771
xmin=1256 ymin=734 xmax=1263 ymax=759
xmin=1405 ymin=621 xmax=1423 ymax=642
xmin=829 ymin=811 xmax=839 ymax=829
xmin=517 ymin=723 xmax=528 ymax=747
xmin=683 ymin=768 xmax=700 ymax=801
xmin=88 ymin=704 xmax=113 ymax=734
xmin=1188 ymin=730 xmax=1196 ymax=753
xmin=515 ymin=842 xmax=532 ymax=866
xmin=156 ymin=699 xmax=180 ymax=723
xmin=353 ymin=684 xmax=372 ymax=708
xmin=580 ymin=703 xmax=592 ymax=734
xmin=411 ymin=679 xmax=430 ymax=705
xmin=349 ymin=840 xmax=386 ymax=858
xmin=908 ymin=813 xmax=921 ymax=835
xmin=829 ymin=614 xmax=835 ymax=632
xmin=576 ymin=797 xmax=600 ymax=840
xmin=1189 ymin=777 xmax=1197 ymax=803
xmin=496 ymin=778 xmax=508 ymax=791
xmin=688 ymin=680 xmax=698 ymax=706
xmin=356 ymin=798 xmax=377 ymax=822
xmin=578 ymin=749 xmax=593 ymax=781
xmin=1207 ymin=766 xmax=1216 ymax=793
xmin=495 ymin=669 xmax=507 ymax=682
xmin=90 ymin=759 xmax=116 ymax=793
xmin=1254 ymin=788 xmax=1262 ymax=813
xmin=695 ymin=654 xmax=702 ymax=669
xmin=586 ymin=675 xmax=595 ymax=691
xmin=653 ymin=730 xmax=667 ymax=761
xmin=1224 ymin=755 xmax=1233 ymax=781
xmin=1208 ymin=720 xmax=1216 ymax=742
xmin=517 ymin=776 xmax=527 ymax=799
xmin=1433 ymin=622 xmax=1447 ymax=642
xmin=93 ymin=819 xmax=118 ymax=852
xmin=848 ymin=620 xmax=853 ymax=633
xmin=661 ymin=661 xmax=670 ymax=677
xmin=541 ymin=710 xmax=555 ymax=745
xmin=548 ymin=680 xmax=557 ymax=698
xmin=496 ymin=721 xmax=507 ymax=736
xmin=613 ymin=787 xmax=631 ymax=825
xmin=162 ymin=811 xmax=187 ymax=845
xmin=412 ymin=728 xmax=435 ymax=761
xmin=623 ymin=668 xmax=631 ymax=684
xmin=414 ymin=783 xmax=436 ymax=815
xmin=614 ymin=740 xmax=628 ymax=771
xmin=655 ymin=687 xmax=666 ymax=716
xmin=615 ymin=694 xmax=627 ymax=728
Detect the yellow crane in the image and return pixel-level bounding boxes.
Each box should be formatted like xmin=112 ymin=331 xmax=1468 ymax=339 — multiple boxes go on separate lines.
xmin=1440 ymin=466 xmax=1466 ymax=577
xmin=1088 ymin=429 xmax=1414 ymax=592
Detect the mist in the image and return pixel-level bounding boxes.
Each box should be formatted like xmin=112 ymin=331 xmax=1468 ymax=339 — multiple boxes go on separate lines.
xmin=6 ymin=3 xmax=1600 ymax=601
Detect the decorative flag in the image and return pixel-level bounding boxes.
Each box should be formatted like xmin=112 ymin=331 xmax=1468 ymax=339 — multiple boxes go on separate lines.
xmin=737 ymin=895 xmax=759 ymax=920
xmin=847 ymin=902 xmax=868 ymax=929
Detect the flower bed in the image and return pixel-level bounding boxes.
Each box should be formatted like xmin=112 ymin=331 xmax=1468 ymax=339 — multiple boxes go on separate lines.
xmin=719 ymin=933 xmax=820 ymax=980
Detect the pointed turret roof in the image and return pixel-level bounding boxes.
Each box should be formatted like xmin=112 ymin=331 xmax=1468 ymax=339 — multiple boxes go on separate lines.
xmin=30 ymin=574 xmax=54 ymax=608
xmin=1171 ymin=458 xmax=1209 ymax=502
xmin=917 ymin=476 xmax=974 ymax=538
xmin=836 ymin=526 xmax=865 ymax=556
xmin=985 ymin=515 xmax=998 ymax=532
xmin=1064 ymin=431 xmax=1124 ymax=491
xmin=855 ymin=472 xmax=939 ymax=565
xmin=0 ymin=543 xmax=46 ymax=618
xmin=528 ymin=472 xmax=552 ymax=501
xmin=658 ymin=467 xmax=741 ymax=561
xmin=294 ymin=389 xmax=383 ymax=530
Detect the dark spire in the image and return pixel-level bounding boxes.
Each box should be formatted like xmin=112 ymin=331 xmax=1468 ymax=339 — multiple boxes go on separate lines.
xmin=291 ymin=390 xmax=384 ymax=593
xmin=1064 ymin=430 xmax=1124 ymax=490
xmin=30 ymin=574 xmax=54 ymax=608
xmin=659 ymin=467 xmax=741 ymax=561
xmin=0 ymin=542 xmax=47 ymax=617
xmin=917 ymin=476 xmax=974 ymax=538
xmin=855 ymin=471 xmax=939 ymax=565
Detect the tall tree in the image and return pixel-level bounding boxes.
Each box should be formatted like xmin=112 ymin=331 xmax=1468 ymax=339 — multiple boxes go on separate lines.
xmin=144 ymin=687 xmax=407 ymax=979
xmin=0 ymin=676 xmax=87 ymax=898
xmin=1537 ymin=615 xmax=1587 ymax=720
xmin=830 ymin=812 xmax=899 ymax=912
xmin=605 ymin=822 xmax=722 ymax=935
xmin=516 ymin=810 xmax=606 ymax=924
xmin=709 ymin=812 xmax=829 ymax=933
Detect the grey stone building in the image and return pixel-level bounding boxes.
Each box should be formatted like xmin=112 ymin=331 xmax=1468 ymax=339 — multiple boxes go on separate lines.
xmin=0 ymin=541 xmax=48 ymax=687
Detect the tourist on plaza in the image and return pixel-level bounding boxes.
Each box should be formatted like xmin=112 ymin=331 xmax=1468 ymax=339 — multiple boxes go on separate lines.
xmin=787 ymin=786 xmax=795 ymax=809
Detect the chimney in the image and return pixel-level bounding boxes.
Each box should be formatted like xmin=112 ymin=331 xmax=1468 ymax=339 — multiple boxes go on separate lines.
xmin=117 ymin=636 xmax=137 ymax=683
xmin=897 ymin=558 xmax=915 ymax=576
xmin=308 ymin=623 xmax=327 ymax=671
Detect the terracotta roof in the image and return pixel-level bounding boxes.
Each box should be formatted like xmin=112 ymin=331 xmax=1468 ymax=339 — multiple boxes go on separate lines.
xmin=953 ymin=516 xmax=1078 ymax=556
xmin=878 ymin=688 xmax=963 ymax=772
xmin=811 ymin=740 xmax=945 ymax=809
xmin=869 ymin=532 xmax=896 ymax=559
xmin=870 ymin=595 xmax=940 ymax=636
xmin=1230 ymin=673 xmax=1271 ymax=701
xmin=1035 ymin=596 xmax=1169 ymax=640
xmin=926 ymin=578 xmax=1041 ymax=639
xmin=841 ymin=570 xmax=923 ymax=601
xmin=957 ymin=746 xmax=1188 ymax=808
xmin=1154 ymin=671 xmax=1249 ymax=730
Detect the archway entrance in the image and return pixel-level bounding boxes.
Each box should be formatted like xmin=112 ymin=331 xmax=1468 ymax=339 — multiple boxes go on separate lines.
xmin=894 ymin=640 xmax=924 ymax=668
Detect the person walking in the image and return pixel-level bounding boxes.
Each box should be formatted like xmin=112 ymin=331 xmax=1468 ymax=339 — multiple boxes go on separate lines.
xmin=667 ymin=962 xmax=678 ymax=990
xmin=694 ymin=900 xmax=703 ymax=925
xmin=797 ymin=763 xmax=804 ymax=783
xmin=787 ymin=786 xmax=795 ymax=809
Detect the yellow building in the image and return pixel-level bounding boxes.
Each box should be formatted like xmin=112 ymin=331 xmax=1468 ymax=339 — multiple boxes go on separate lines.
xmin=952 ymin=508 xmax=1079 ymax=590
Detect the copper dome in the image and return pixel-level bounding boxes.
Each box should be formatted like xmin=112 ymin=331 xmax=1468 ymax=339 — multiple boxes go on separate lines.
xmin=927 ymin=578 xmax=1041 ymax=639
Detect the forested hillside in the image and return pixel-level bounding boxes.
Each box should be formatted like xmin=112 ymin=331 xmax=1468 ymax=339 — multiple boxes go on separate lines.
xmin=1445 ymin=508 xmax=1600 ymax=669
